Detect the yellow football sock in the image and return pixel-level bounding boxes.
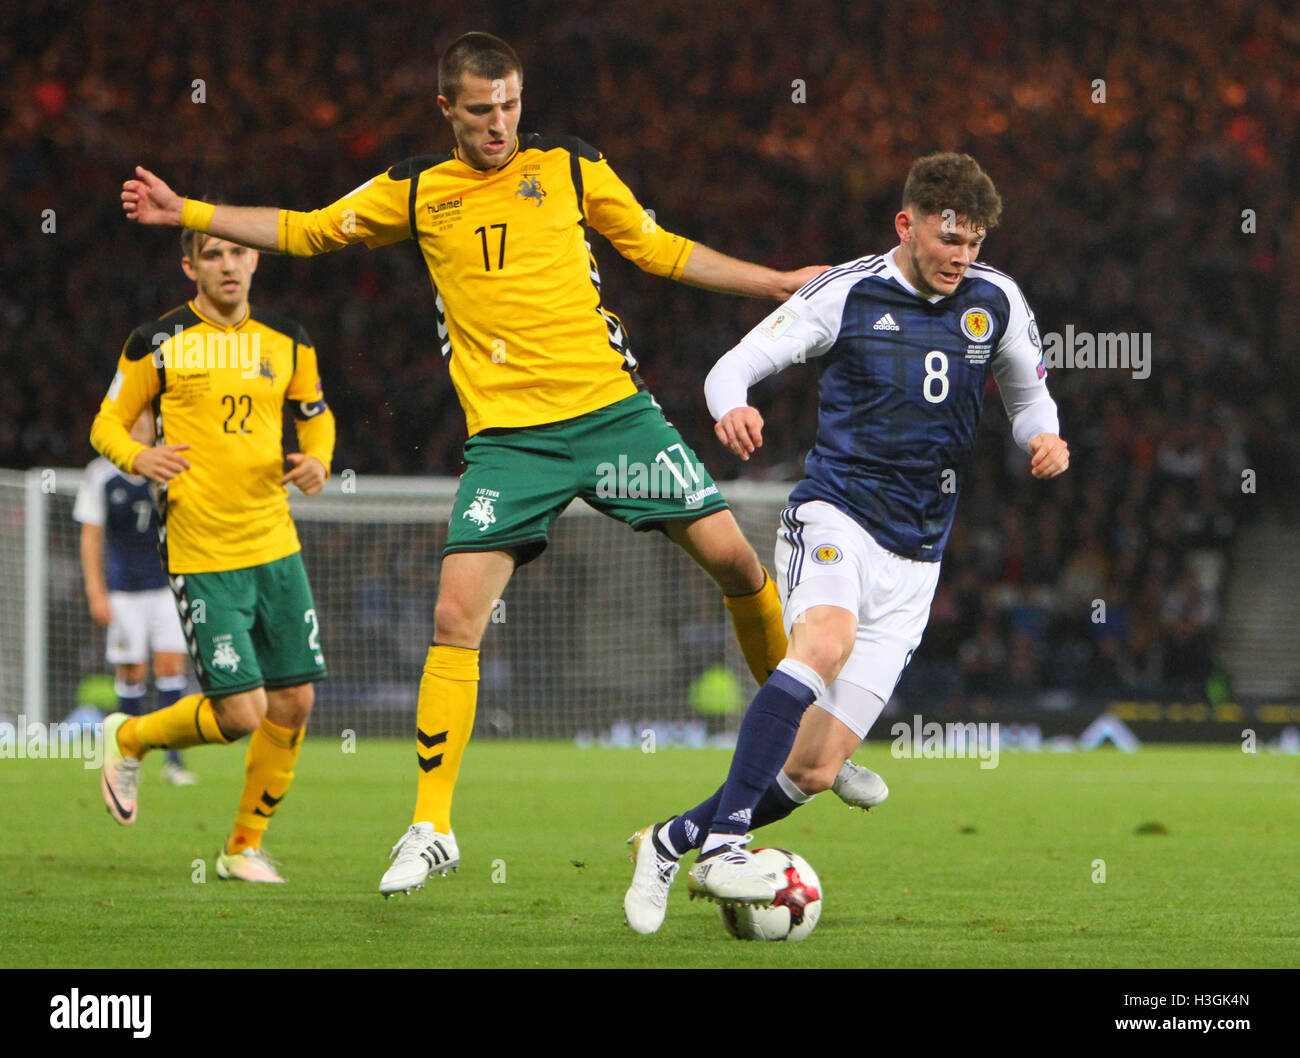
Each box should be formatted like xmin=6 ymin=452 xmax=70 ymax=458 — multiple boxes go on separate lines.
xmin=227 ymin=717 xmax=304 ymax=855
xmin=724 ymin=568 xmax=789 ymax=684
xmin=412 ymin=644 xmax=479 ymax=832
xmin=119 ymin=694 xmax=231 ymax=759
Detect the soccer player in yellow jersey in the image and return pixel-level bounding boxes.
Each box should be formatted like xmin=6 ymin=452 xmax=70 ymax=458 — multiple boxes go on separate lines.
xmin=91 ymin=227 xmax=336 ymax=883
xmin=121 ymin=31 xmax=852 ymax=899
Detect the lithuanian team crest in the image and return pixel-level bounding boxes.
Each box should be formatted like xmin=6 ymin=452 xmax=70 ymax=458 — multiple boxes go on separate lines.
xmin=812 ymin=544 xmax=842 ymax=565
xmin=516 ymin=175 xmax=546 ymax=206
xmin=960 ymin=308 xmax=992 ymax=343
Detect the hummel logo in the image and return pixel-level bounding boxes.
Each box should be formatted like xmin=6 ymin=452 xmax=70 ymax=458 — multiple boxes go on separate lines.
xmin=873 ymin=313 xmax=900 ymax=331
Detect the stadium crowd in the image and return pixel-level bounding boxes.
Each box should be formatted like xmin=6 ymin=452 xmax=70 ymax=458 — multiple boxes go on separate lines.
xmin=6 ymin=0 xmax=1296 ymax=707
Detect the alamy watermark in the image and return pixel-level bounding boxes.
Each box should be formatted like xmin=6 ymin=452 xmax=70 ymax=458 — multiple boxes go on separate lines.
xmin=595 ymin=446 xmax=720 ymax=507
xmin=50 ymin=989 xmax=150 ymax=1038
xmin=151 ymin=324 xmax=263 ymax=378
xmin=0 ymin=715 xmax=103 ymax=769
xmin=1039 ymin=324 xmax=1151 ymax=380
xmin=890 ymin=715 xmax=1000 ymax=769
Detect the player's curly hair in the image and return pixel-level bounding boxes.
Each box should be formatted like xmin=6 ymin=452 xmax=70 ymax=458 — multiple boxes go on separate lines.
xmin=902 ymin=153 xmax=1002 ymax=232
xmin=438 ymin=32 xmax=522 ymax=103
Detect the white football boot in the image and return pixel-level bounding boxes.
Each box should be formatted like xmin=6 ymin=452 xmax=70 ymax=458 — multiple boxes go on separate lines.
xmin=832 ymin=760 xmax=889 ymax=809
xmin=380 ymin=823 xmax=459 ymax=897
xmin=216 ymin=847 xmax=286 ymax=883
xmin=161 ymin=761 xmax=199 ymax=786
xmin=623 ymin=822 xmax=680 ymax=934
xmin=99 ymin=712 xmax=141 ymax=825
xmin=688 ymin=835 xmax=780 ymax=904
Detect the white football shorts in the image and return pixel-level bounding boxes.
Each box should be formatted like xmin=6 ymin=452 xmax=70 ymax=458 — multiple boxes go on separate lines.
xmin=773 ymin=500 xmax=940 ymax=734
xmin=105 ymin=588 xmax=187 ymax=665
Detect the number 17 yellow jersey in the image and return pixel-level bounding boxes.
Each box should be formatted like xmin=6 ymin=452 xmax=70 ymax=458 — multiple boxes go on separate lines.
xmin=278 ymin=134 xmax=695 ymax=436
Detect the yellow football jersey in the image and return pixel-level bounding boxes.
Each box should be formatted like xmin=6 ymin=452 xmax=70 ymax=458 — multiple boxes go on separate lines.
xmin=91 ymin=301 xmax=336 ymax=574
xmin=279 ymin=134 xmax=695 ymax=435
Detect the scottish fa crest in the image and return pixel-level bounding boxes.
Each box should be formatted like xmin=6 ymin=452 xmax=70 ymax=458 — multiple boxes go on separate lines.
xmin=959 ymin=308 xmax=992 ymax=343
xmin=515 ymin=175 xmax=546 ymax=206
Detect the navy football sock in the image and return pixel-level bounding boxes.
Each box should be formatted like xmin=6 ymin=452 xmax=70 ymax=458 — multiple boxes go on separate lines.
xmin=666 ymin=786 xmax=723 ymax=854
xmin=667 ymin=771 xmax=810 ymax=855
xmin=115 ymin=680 xmax=146 ymax=718
xmin=752 ymin=776 xmax=804 ymax=829
xmin=708 ymin=660 xmax=825 ymax=839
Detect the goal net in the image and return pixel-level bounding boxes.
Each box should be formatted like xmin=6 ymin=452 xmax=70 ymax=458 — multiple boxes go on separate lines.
xmin=9 ymin=468 xmax=793 ymax=742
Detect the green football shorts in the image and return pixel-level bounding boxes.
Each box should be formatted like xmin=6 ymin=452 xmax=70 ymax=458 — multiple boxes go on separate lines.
xmin=446 ymin=390 xmax=729 ymax=565
xmin=173 ymin=551 xmax=327 ymax=696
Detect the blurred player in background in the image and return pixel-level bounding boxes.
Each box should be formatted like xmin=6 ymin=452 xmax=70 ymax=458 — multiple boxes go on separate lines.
xmin=625 ymin=153 xmax=1070 ymax=932
xmin=75 ymin=411 xmax=197 ymax=786
xmin=91 ymin=226 xmax=335 ymax=883
xmin=119 ymin=31 xmax=853 ymax=899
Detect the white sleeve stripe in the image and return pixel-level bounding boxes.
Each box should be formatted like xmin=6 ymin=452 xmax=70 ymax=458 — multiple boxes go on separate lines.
xmin=796 ymin=256 xmax=884 ymax=299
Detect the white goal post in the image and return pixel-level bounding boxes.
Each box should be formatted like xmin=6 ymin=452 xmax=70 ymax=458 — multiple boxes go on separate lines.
xmin=4 ymin=468 xmax=795 ymax=740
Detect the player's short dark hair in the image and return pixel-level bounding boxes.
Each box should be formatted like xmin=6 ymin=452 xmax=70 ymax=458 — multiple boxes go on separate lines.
xmin=180 ymin=226 xmax=205 ymax=260
xmin=438 ymin=32 xmax=522 ymax=103
xmin=902 ymin=153 xmax=1002 ymax=232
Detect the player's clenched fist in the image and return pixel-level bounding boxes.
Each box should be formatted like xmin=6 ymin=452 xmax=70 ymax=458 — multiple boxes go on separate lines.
xmin=1028 ymin=432 xmax=1070 ymax=479
xmin=122 ymin=166 xmax=184 ymax=226
xmin=132 ymin=443 xmax=191 ymax=482
xmin=281 ymin=453 xmax=328 ymax=495
xmin=716 ymin=406 xmax=764 ymax=461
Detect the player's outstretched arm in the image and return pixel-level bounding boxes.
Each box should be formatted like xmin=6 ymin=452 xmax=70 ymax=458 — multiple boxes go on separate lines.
xmin=1027 ymin=433 xmax=1070 ymax=479
xmin=678 ymin=244 xmax=827 ymax=300
xmin=122 ymin=166 xmax=281 ymax=252
xmin=715 ymin=407 xmax=765 ymax=461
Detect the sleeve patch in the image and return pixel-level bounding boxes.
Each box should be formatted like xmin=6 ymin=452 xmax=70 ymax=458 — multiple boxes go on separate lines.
xmin=758 ymin=307 xmax=799 ymax=342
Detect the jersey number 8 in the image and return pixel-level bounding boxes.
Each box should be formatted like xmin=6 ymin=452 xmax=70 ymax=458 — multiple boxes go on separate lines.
xmin=923 ymin=351 xmax=949 ymax=404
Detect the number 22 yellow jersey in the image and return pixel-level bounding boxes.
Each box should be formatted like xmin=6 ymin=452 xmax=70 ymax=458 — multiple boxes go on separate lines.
xmin=278 ymin=134 xmax=695 ymax=436
xmin=90 ymin=301 xmax=336 ymax=574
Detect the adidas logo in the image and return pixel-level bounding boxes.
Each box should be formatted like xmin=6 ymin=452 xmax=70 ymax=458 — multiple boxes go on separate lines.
xmin=727 ymin=808 xmax=753 ymax=826
xmin=873 ymin=313 xmax=900 ymax=331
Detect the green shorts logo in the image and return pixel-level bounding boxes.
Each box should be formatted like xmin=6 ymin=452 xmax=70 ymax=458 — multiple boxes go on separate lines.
xmin=463 ymin=489 xmax=499 ymax=532
xmin=211 ymin=635 xmax=242 ymax=673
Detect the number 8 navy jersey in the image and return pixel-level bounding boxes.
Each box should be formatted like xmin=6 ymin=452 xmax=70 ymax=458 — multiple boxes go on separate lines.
xmin=706 ymin=249 xmax=1059 ymax=561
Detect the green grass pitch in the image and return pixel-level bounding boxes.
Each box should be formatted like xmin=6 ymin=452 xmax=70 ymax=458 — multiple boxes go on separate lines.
xmin=3 ymin=741 xmax=1297 ymax=968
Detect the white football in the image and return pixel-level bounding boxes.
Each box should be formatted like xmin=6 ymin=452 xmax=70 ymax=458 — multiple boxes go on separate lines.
xmin=718 ymin=847 xmax=822 ymax=941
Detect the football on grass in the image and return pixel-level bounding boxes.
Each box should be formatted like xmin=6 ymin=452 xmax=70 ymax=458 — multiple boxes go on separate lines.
xmin=718 ymin=848 xmax=822 ymax=941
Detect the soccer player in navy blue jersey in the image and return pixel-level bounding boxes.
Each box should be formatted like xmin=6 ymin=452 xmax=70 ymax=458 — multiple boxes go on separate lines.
xmin=625 ymin=153 xmax=1070 ymax=931
xmin=76 ymin=412 xmax=197 ymax=786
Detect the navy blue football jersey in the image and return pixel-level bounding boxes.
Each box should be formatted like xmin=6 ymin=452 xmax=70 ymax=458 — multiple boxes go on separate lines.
xmin=708 ymin=250 xmax=1058 ymax=561
xmin=74 ymin=458 xmax=168 ymax=591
